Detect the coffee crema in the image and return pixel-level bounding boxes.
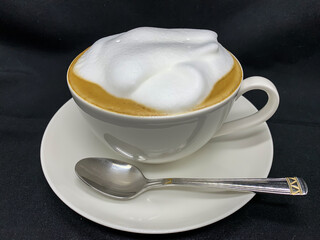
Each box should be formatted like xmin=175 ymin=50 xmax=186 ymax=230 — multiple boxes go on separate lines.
xmin=68 ymin=51 xmax=242 ymax=116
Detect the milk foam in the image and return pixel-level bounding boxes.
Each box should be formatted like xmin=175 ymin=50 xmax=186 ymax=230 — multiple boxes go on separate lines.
xmin=74 ymin=27 xmax=234 ymax=113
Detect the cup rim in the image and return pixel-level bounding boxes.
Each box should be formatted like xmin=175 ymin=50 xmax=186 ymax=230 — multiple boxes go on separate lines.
xmin=67 ymin=53 xmax=243 ymax=121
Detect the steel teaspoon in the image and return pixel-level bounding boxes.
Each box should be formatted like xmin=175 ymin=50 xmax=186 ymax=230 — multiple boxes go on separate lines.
xmin=75 ymin=157 xmax=308 ymax=200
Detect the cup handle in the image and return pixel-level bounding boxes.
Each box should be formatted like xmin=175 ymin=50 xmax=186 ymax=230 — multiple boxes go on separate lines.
xmin=214 ymin=76 xmax=279 ymax=137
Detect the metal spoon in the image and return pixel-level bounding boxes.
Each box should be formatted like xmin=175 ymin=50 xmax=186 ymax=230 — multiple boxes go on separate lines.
xmin=75 ymin=157 xmax=308 ymax=200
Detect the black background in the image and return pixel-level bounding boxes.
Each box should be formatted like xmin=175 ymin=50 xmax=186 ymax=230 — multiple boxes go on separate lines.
xmin=1 ymin=0 xmax=320 ymax=239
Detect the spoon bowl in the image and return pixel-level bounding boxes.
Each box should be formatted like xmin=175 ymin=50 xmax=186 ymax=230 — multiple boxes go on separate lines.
xmin=75 ymin=158 xmax=148 ymax=198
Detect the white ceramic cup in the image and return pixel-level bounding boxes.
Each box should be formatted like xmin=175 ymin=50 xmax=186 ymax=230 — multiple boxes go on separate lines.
xmin=67 ymin=57 xmax=279 ymax=164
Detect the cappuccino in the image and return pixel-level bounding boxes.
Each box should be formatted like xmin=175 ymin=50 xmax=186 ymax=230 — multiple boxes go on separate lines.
xmin=68 ymin=27 xmax=242 ymax=116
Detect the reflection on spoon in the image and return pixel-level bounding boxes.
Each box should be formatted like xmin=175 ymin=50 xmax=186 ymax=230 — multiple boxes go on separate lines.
xmin=75 ymin=157 xmax=308 ymax=200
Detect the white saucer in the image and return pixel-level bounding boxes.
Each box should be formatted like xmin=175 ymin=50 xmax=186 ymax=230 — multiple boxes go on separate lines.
xmin=40 ymin=97 xmax=273 ymax=234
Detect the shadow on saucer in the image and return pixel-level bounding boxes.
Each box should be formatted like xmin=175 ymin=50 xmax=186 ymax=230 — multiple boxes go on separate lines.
xmin=209 ymin=124 xmax=270 ymax=149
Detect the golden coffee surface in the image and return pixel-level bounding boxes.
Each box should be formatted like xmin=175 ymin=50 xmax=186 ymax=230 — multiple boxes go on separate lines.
xmin=68 ymin=51 xmax=242 ymax=116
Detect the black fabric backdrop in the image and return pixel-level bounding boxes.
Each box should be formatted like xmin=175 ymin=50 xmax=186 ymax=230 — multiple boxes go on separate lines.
xmin=1 ymin=1 xmax=319 ymax=239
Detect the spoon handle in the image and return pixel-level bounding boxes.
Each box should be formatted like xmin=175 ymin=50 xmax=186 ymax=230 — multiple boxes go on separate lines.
xmin=147 ymin=177 xmax=307 ymax=195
